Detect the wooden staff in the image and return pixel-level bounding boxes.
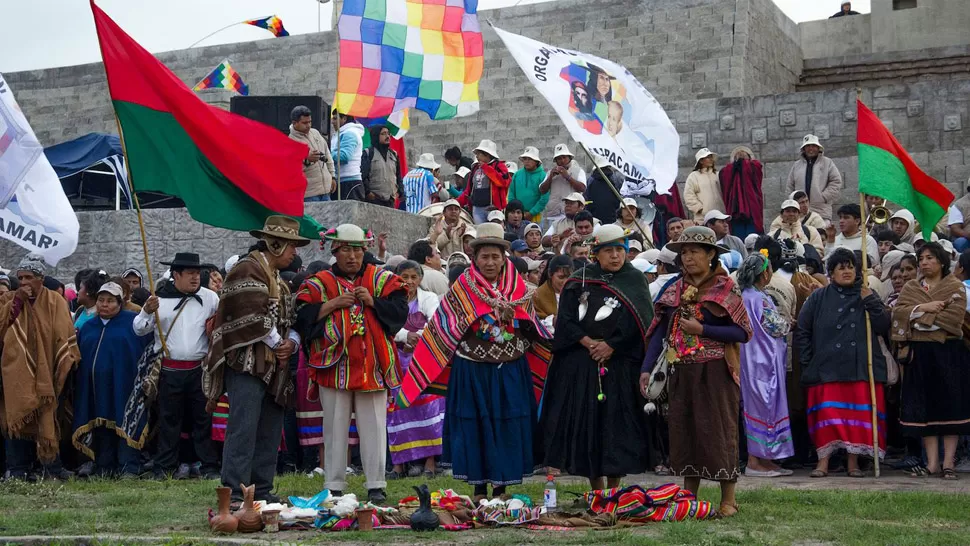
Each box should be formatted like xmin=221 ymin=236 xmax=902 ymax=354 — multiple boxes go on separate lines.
xmin=856 ymin=86 xmax=880 ymax=478
xmin=334 ymin=0 xmax=342 ymax=201
xmin=576 ymin=142 xmax=655 ymax=249
xmin=113 ymin=118 xmax=169 ymax=355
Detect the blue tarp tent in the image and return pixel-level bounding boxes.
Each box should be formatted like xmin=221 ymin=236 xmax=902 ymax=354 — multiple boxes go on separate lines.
xmin=43 ymin=133 xmax=183 ymax=210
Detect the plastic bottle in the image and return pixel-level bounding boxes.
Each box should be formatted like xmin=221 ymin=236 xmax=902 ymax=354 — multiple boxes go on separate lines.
xmin=543 ymin=474 xmax=558 ymax=513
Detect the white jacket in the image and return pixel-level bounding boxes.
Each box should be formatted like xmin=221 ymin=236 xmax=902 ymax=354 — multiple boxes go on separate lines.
xmin=394 ymin=289 xmax=440 ymax=343
xmin=330 ymin=121 xmax=365 ymax=182
xmin=683 ymin=169 xmax=724 ymax=223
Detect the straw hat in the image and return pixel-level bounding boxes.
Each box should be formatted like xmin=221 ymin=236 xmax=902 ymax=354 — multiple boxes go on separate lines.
xmin=473 ymin=139 xmax=499 ymax=159
xmin=519 ymin=146 xmax=541 ymax=162
xmin=469 ymin=223 xmax=510 ymax=250
xmin=416 ymin=153 xmax=441 ymax=170
xmin=249 ymin=215 xmax=311 ymax=246
xmin=666 ymin=226 xmax=730 ymax=254
xmin=800 ymin=134 xmax=824 ymax=151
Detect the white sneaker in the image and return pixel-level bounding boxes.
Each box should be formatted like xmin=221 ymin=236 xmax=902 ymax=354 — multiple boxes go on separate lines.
xmin=306 ymin=467 xmax=324 ymax=478
xmin=954 ymin=459 xmax=970 ymax=473
xmin=744 ymin=468 xmax=786 ymax=478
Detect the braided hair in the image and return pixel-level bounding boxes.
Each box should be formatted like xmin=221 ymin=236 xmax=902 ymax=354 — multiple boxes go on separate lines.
xmin=737 ymin=253 xmax=771 ymax=291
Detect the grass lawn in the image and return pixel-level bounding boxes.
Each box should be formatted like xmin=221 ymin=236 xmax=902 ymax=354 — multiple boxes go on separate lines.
xmin=1 ymin=473 xmax=969 ymax=545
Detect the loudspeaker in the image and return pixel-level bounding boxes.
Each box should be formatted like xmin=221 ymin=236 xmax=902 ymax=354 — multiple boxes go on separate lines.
xmin=230 ymin=95 xmax=330 ymax=139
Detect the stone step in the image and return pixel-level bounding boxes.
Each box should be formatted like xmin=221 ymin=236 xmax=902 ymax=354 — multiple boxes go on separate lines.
xmin=797 ymin=55 xmax=970 ymax=91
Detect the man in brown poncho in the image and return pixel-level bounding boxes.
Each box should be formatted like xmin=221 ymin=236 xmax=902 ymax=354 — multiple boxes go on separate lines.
xmin=203 ymin=215 xmax=308 ymax=505
xmin=1 ymin=254 xmax=80 ymax=480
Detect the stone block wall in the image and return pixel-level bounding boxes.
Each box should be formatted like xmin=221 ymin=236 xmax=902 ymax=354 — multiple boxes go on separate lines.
xmin=0 ymin=201 xmax=432 ymax=281
xmin=738 ymin=0 xmax=802 ymax=98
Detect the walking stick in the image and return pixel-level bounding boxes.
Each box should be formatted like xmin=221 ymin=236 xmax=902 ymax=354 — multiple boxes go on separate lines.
xmin=859 ymin=191 xmax=881 ymax=478
xmin=576 ymin=142 xmax=655 ymax=250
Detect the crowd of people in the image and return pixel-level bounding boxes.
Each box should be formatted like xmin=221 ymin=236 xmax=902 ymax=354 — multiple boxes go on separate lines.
xmin=4 ymin=115 xmax=970 ymax=520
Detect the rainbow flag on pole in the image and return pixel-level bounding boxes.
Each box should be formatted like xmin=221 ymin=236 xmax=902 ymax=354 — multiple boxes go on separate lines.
xmin=244 ymin=15 xmax=289 ymax=37
xmin=192 ymin=59 xmax=250 ymax=95
xmin=335 ymin=0 xmax=483 ymax=122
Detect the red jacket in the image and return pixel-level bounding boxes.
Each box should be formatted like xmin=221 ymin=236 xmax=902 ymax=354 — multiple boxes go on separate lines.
xmin=458 ymin=160 xmax=511 ymax=211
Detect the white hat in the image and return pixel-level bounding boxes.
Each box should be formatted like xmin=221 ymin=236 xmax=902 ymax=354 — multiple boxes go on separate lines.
xmin=941 ymin=239 xmax=956 ymax=256
xmin=523 ymin=222 xmax=542 ymax=235
xmin=462 ymin=226 xmax=477 ymax=239
xmin=694 ymin=148 xmax=716 ymax=166
xmin=914 ymin=232 xmax=939 ymax=243
xmin=487 ymin=210 xmax=505 ymax=223
xmin=442 ymin=198 xmax=461 ymax=210
xmin=631 ymin=258 xmax=655 ymax=274
xmin=589 ymin=224 xmax=629 ymax=248
xmin=641 ymin=248 xmax=661 ymax=264
xmin=448 ymin=252 xmax=470 ymax=267
xmin=890 ymin=209 xmax=915 ymax=226
xmin=553 ymin=143 xmax=574 ymax=159
xmin=781 ymin=199 xmax=800 ymax=211
xmin=324 ymin=223 xmax=375 ymax=246
xmin=562 ymin=192 xmax=586 ymax=204
xmin=470 ymin=223 xmax=510 ymax=250
xmin=519 ymin=146 xmax=541 ymax=162
xmin=473 ymin=139 xmax=499 ymax=159
xmin=744 ymin=233 xmax=760 ymax=250
xmin=703 ymin=209 xmax=731 ymax=224
xmin=656 ymin=245 xmax=678 ymax=265
xmin=622 ymin=197 xmax=639 ymax=209
xmin=593 ymin=154 xmax=615 ymax=170
xmin=454 ymin=166 xmax=471 ymax=178
xmin=505 ymin=161 xmax=518 ymax=174
xmin=524 ymin=257 xmax=542 ymax=272
xmin=800 ymin=134 xmax=824 ymax=150
xmin=416 ymin=153 xmax=441 ymax=170
xmin=628 ymin=239 xmax=643 ymax=252
xmin=98 ymin=282 xmax=124 ymax=299
xmin=224 ymin=255 xmax=240 ymax=273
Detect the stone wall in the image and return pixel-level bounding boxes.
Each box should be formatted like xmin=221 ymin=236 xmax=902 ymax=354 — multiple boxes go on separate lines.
xmin=738 ymin=0 xmax=802 ymax=97
xmin=0 ymin=201 xmax=432 ymax=281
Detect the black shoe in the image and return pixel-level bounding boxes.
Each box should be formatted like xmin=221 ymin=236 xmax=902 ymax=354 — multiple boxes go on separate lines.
xmin=367 ymin=488 xmax=387 ymax=505
xmin=148 ymin=469 xmax=168 ymax=481
xmin=3 ymin=470 xmax=28 ymax=482
xmin=76 ymin=461 xmax=95 ymax=479
xmin=189 ymin=462 xmax=202 ymax=479
xmin=201 ymin=471 xmax=221 ymax=480
xmin=173 ymin=463 xmax=192 ymax=480
xmin=39 ymin=468 xmax=74 ymax=481
xmin=262 ymin=492 xmax=283 ymax=504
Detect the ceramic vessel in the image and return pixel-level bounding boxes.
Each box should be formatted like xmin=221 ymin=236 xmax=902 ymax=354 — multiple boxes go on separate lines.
xmin=233 ymin=484 xmax=264 ymax=533
xmin=261 ymin=509 xmax=281 ymax=533
xmin=210 ymin=487 xmax=239 ymax=534
xmin=356 ymin=507 xmax=376 ymax=531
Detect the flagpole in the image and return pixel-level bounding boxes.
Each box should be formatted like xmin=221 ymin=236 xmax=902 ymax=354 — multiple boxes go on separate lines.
xmin=576 ymin=142 xmax=654 ymax=249
xmin=187 ymin=22 xmax=243 ymax=49
xmin=113 ymin=118 xmax=169 ymax=355
xmin=857 ymin=88 xmax=880 ymax=478
xmin=334 ymin=0 xmax=342 ymax=200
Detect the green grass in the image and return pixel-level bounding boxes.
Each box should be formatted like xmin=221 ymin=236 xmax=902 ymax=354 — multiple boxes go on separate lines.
xmin=1 ymin=474 xmax=969 ymax=545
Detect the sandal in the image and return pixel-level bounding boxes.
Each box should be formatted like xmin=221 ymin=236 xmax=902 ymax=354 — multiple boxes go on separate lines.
xmin=716 ymin=502 xmax=739 ymax=518
xmin=809 ymin=469 xmax=828 ymax=478
xmin=847 ymin=469 xmax=865 ymax=478
xmin=942 ymin=468 xmax=959 ymax=481
xmin=909 ymin=465 xmax=930 ymax=477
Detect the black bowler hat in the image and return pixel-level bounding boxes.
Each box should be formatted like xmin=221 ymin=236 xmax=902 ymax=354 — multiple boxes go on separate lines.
xmin=160 ymin=252 xmax=202 ymax=268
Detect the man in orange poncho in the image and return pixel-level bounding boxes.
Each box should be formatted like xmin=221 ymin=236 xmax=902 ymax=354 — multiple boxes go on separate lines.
xmin=294 ymin=224 xmax=408 ymax=505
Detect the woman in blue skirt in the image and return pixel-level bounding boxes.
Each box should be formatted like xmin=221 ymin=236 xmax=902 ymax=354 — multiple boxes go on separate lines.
xmin=395 ymin=223 xmax=553 ymax=501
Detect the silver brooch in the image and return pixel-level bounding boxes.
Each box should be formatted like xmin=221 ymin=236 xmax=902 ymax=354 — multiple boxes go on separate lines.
xmin=594 ymin=297 xmax=621 ymax=322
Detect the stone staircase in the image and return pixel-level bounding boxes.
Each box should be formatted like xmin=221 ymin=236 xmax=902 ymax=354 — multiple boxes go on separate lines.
xmin=797 ymin=45 xmax=970 ymax=91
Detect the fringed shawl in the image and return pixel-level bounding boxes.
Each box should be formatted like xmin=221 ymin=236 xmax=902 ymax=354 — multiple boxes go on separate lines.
xmin=396 ymin=260 xmax=552 ymax=408
xmin=203 ymin=251 xmax=294 ymax=407
xmin=891 ymin=275 xmax=966 ymax=343
xmin=647 ymin=267 xmax=751 ymax=383
xmin=0 ymin=288 xmax=79 ymax=462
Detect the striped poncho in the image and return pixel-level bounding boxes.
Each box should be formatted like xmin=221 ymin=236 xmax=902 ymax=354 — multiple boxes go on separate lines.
xmin=396 ymin=261 xmax=552 ymax=408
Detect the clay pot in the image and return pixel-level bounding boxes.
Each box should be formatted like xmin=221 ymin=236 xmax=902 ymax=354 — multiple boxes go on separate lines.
xmin=233 ymin=483 xmax=264 ymax=533
xmin=210 ymin=487 xmax=239 ymax=534
xmin=356 ymin=507 xmax=376 ymax=532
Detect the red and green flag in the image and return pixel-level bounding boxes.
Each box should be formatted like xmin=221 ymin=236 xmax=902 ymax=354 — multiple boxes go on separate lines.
xmin=91 ymin=1 xmax=322 ymax=238
xmin=857 ymin=99 xmax=952 ymax=240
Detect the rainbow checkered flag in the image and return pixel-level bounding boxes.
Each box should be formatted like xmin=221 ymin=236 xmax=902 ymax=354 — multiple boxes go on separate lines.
xmin=192 ymin=59 xmax=250 ymax=95
xmin=335 ymin=0 xmax=483 ymax=122
xmin=244 ymin=15 xmax=289 ymax=37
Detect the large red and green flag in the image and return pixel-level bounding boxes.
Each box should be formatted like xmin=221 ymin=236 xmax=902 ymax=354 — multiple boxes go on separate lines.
xmin=91 ymin=1 xmax=322 ymax=238
xmin=857 ymin=99 xmax=953 ymax=240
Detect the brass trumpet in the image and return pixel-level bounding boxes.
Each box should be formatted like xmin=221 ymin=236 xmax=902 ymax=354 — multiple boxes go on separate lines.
xmin=867 ymin=199 xmax=891 ymax=227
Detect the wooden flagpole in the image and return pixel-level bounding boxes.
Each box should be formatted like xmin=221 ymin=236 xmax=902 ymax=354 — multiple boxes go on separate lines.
xmin=113 ymin=118 xmax=169 ymax=355
xmin=857 ymin=87 xmax=880 ymax=478
xmin=334 ymin=0 xmax=342 ymax=200
xmin=576 ymin=142 xmax=655 ymax=249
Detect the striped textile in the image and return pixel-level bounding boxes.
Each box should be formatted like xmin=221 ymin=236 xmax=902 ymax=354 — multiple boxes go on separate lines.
xmin=584 ymin=483 xmax=715 ymax=522
xmin=210 ymin=394 xmax=229 ymax=442
xmin=396 ymin=261 xmax=551 ymax=408
xmin=296 ymin=264 xmax=405 ymax=391
xmin=387 ymin=394 xmax=445 ymax=464
xmin=807 ymin=380 xmax=886 ymax=460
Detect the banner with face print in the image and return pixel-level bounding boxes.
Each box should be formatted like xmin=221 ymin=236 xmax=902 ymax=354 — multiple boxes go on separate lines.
xmin=494 ymin=27 xmax=680 ymax=196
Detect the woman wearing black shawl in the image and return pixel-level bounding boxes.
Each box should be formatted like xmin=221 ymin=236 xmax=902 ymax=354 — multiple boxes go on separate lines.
xmin=540 ymin=225 xmax=654 ymax=490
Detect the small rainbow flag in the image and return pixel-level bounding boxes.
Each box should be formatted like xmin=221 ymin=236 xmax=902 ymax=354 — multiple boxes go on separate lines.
xmin=244 ymin=15 xmax=289 ymax=37
xmin=192 ymin=59 xmax=250 ymax=95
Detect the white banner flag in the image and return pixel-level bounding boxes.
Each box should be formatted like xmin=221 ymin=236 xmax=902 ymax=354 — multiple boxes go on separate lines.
xmin=0 ymin=74 xmax=79 ymax=266
xmin=494 ymin=27 xmax=680 ymax=196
